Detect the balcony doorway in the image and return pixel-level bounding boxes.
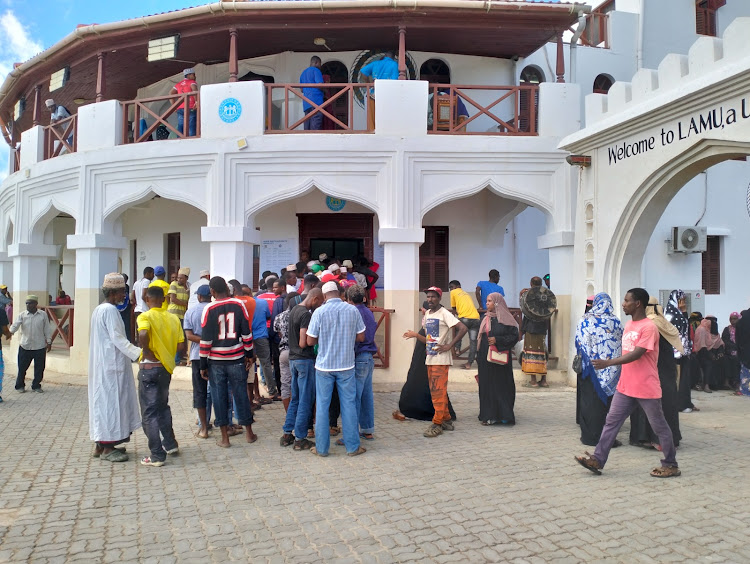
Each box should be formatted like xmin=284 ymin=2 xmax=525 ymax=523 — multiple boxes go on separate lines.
xmin=320 ymin=61 xmax=349 ymax=130
xmin=298 ymin=213 xmax=373 ymax=262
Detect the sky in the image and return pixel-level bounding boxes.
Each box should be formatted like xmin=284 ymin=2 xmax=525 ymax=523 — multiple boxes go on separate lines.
xmin=0 ymin=0 xmax=601 ymax=177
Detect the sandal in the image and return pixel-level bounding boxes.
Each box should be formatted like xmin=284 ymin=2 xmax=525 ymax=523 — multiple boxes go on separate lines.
xmin=93 ymin=446 xmax=125 ymax=458
xmin=650 ymin=466 xmax=681 ymax=478
xmin=310 ymin=447 xmax=328 ymax=457
xmin=329 ymin=426 xmax=341 ymax=437
xmin=522 ymin=383 xmax=539 ymax=388
xmin=347 ymin=446 xmax=367 ymax=457
xmin=258 ymin=397 xmax=273 ymax=405
xmin=100 ymin=449 xmax=129 ymax=462
xmin=392 ymin=410 xmax=406 ymax=421
xmin=360 ymin=433 xmax=375 ymax=440
xmin=227 ymin=427 xmax=242 ymax=437
xmin=280 ymin=433 xmax=294 ymax=447
xmin=574 ymin=452 xmax=602 ymax=475
xmin=538 ymin=382 xmax=549 ymax=388
xmin=294 ymin=438 xmax=313 ymax=451
xmin=335 ymin=438 xmax=345 ymax=446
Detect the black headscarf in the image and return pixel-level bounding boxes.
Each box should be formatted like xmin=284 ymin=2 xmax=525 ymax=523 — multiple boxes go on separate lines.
xmin=736 ymin=309 xmax=750 ymax=368
xmin=664 ymin=290 xmax=691 ymax=358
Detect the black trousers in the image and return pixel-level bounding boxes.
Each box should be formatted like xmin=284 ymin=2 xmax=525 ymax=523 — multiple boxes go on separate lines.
xmin=16 ymin=346 xmax=46 ymax=390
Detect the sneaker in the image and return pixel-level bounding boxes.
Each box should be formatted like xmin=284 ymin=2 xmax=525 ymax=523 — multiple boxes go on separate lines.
xmin=681 ymin=408 xmax=693 ymax=413
xmin=32 ymin=388 xmax=43 ymax=393
xmin=140 ymin=456 xmax=165 ymax=467
xmin=423 ymin=424 xmax=443 ymax=438
xmin=165 ymin=446 xmax=179 ymax=455
xmin=16 ymin=388 xmax=25 ymax=393
xmin=440 ymin=420 xmax=455 ymax=431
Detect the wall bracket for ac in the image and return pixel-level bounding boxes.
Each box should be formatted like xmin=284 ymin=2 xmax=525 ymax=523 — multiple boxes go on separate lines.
xmin=667 ymin=226 xmax=707 ymax=254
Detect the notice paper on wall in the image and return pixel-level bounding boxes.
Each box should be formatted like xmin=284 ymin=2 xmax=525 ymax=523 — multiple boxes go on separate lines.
xmin=259 ymin=239 xmax=297 ymax=280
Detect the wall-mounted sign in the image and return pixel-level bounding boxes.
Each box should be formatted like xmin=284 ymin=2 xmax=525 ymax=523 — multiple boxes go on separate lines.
xmin=218 ymin=98 xmax=242 ymax=123
xmin=326 ymin=196 xmax=346 ymax=212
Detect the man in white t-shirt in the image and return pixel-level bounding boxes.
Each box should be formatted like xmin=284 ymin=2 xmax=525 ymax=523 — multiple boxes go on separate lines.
xmin=403 ymin=286 xmax=467 ymax=438
xmin=132 ymin=267 xmax=154 ymax=341
xmin=187 ymin=269 xmax=210 ymax=309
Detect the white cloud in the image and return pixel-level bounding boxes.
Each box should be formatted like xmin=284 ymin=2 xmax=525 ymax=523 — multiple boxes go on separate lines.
xmin=0 ymin=10 xmax=44 ymax=180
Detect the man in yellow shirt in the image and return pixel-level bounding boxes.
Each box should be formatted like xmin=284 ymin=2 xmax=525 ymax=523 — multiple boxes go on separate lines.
xmin=149 ymin=266 xmax=171 ymax=312
xmin=449 ymin=280 xmax=480 ymax=370
xmin=137 ymin=285 xmax=185 ymax=467
xmin=168 ymin=267 xmax=190 ymax=364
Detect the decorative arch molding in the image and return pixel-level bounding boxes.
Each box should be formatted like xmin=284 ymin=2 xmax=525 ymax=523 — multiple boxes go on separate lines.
xmin=29 ymin=199 xmax=78 ymax=245
xmin=245 ymin=176 xmax=380 ymax=221
xmin=4 ymin=216 xmax=14 ymax=250
xmin=101 ymin=182 xmax=207 ymax=234
xmin=603 ymin=138 xmax=750 ymax=303
xmin=420 ymin=176 xmax=553 ymax=220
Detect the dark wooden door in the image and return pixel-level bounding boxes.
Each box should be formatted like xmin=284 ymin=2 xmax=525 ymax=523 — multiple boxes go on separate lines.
xmin=298 ymin=213 xmax=374 ymax=261
xmin=166 ymin=232 xmax=180 ymax=278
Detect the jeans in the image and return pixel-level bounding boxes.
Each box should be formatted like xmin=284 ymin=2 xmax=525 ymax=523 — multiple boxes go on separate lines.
xmin=16 ymin=346 xmax=46 ymax=390
xmin=279 ymin=348 xmax=292 ymax=400
xmin=284 ymin=359 xmax=316 ymax=440
xmin=314 ymin=368 xmax=359 ymax=455
xmin=0 ymin=352 xmax=4 ymax=395
xmin=304 ymin=108 xmax=323 ymax=130
xmin=355 ymin=352 xmax=375 ymax=434
xmin=255 ymin=338 xmax=277 ymax=395
xmin=594 ymin=391 xmax=678 ymax=468
xmin=191 ymin=363 xmax=207 ymax=408
xmin=209 ymin=361 xmax=253 ymax=427
xmin=176 ymin=108 xmax=197 ymax=137
xmin=138 ymin=366 xmax=178 ymax=463
xmin=458 ymin=318 xmax=481 ymax=365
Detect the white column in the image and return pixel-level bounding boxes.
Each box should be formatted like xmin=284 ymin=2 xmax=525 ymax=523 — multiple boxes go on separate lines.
xmin=76 ymin=99 xmax=123 ymax=151
xmin=0 ymin=252 xmax=13 ymax=291
xmin=202 ymin=225 xmax=261 ymax=286
xmin=19 ymin=125 xmax=45 ymax=169
xmin=67 ymin=233 xmax=127 ymax=369
xmin=374 ymin=80 xmax=428 ymax=136
xmin=379 ymin=227 xmax=424 ymax=383
xmin=9 ymin=243 xmax=59 ymax=306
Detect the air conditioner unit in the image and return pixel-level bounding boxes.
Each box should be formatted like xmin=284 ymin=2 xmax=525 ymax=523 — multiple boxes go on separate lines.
xmin=658 ymin=289 xmax=706 ymax=317
xmin=670 ymin=226 xmax=707 ymax=253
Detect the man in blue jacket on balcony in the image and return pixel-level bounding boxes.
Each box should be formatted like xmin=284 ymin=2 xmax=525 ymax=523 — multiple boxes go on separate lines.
xmin=299 ymin=56 xmax=324 ymax=130
xmin=359 ymin=50 xmax=399 ymax=130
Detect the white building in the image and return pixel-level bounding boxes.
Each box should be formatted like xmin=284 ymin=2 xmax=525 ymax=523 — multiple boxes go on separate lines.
xmin=0 ymin=0 xmax=747 ymax=381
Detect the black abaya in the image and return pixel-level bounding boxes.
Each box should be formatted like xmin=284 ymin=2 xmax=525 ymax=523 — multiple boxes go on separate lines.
xmin=398 ymin=329 xmax=456 ymax=421
xmin=629 ymin=335 xmax=682 ymax=447
xmin=477 ymin=320 xmax=519 ymax=425
xmin=676 ymin=355 xmax=694 ymax=411
xmin=577 ymin=373 xmax=611 ymax=446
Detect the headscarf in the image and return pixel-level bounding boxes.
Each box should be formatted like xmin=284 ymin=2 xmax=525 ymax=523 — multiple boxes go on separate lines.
xmin=575 ymin=293 xmax=623 ymax=403
xmin=726 ymin=312 xmax=740 ymax=344
xmin=693 ymin=318 xmax=723 ymax=351
xmin=479 ymin=292 xmax=518 ymax=335
xmin=664 ymin=290 xmax=691 ymax=359
xmin=646 ymin=297 xmax=684 ymax=354
xmin=689 ymin=311 xmax=703 ymax=332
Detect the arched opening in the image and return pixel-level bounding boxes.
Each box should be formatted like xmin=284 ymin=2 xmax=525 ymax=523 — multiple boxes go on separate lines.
xmin=520 ymin=65 xmax=545 ymax=85
xmin=519 ymin=65 xmax=544 ymax=133
xmin=420 ymin=58 xmax=451 ymax=84
xmin=609 ymin=142 xmax=750 ymax=323
xmin=320 ymin=61 xmax=350 ymax=130
xmin=593 ymin=73 xmax=614 ymax=94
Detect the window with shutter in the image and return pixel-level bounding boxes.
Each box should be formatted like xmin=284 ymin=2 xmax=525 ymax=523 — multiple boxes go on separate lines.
xmin=695 ymin=0 xmax=724 ymax=36
xmin=701 ymin=235 xmax=721 ymax=295
xmin=420 ymin=226 xmax=449 ymax=291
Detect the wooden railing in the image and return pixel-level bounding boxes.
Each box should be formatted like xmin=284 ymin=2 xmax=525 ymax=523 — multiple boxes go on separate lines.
xmin=370 ymin=306 xmax=394 ymax=369
xmin=43 ymin=305 xmax=74 ymax=348
xmin=121 ymin=92 xmax=200 ymax=144
xmin=451 ymin=308 xmax=524 ymax=362
xmin=427 ymin=85 xmax=538 ymax=135
xmin=577 ymin=0 xmax=612 ymax=48
xmin=44 ymin=114 xmax=77 ymax=159
xmin=265 ymin=83 xmax=373 ymax=133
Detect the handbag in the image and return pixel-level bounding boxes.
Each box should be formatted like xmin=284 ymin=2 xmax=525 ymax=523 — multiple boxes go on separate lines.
xmin=487 ymin=345 xmax=509 ymax=365
xmin=572 ymin=354 xmax=583 ymax=374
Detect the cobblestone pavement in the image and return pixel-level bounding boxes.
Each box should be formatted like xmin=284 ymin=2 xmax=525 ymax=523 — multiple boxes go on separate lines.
xmin=0 ymin=381 xmax=748 ymax=563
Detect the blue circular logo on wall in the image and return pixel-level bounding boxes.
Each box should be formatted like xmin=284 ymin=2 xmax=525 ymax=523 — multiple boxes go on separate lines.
xmin=326 ymin=197 xmax=346 ymax=212
xmin=218 ymin=98 xmax=242 ymax=123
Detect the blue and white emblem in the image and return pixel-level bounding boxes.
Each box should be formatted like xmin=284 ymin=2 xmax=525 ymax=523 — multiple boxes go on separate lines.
xmin=218 ymin=98 xmax=242 ymax=123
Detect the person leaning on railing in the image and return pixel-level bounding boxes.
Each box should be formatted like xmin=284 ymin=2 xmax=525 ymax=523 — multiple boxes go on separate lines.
xmin=170 ymin=68 xmax=198 ymax=137
xmin=359 ymin=50 xmax=399 ymax=130
xmin=45 ymin=98 xmax=73 ymax=153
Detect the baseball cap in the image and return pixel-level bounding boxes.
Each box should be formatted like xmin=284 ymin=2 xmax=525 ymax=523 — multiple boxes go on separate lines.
xmin=423 ymin=286 xmax=442 ymax=297
xmin=196 ymin=285 xmax=211 ymax=296
xmin=154 ymin=266 xmax=166 ymax=276
xmin=320 ymin=273 xmax=337 ymax=283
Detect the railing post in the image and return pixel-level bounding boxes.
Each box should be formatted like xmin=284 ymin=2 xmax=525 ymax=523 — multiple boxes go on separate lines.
xmin=32 ymin=85 xmax=41 ymax=127
xmin=96 ymin=52 xmax=106 ymax=103
xmin=229 ymin=28 xmax=239 ymax=82
xmin=398 ymin=26 xmax=407 ymax=80
xmin=556 ymin=32 xmax=565 ymax=83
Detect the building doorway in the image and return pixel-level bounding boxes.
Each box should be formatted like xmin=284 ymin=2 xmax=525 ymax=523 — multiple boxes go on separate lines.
xmin=166 ymin=232 xmax=180 ymax=278
xmin=298 ymin=213 xmax=373 ymax=261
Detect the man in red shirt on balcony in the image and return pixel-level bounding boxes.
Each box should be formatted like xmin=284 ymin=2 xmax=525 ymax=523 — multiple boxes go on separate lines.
xmin=170 ymin=68 xmax=198 ymax=137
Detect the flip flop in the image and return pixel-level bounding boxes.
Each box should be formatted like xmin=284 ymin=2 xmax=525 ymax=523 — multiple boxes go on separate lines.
xmin=310 ymin=447 xmax=328 ymax=457
xmin=347 ymin=446 xmax=367 ymax=457
xmin=650 ymin=466 xmax=681 ymax=478
xmin=538 ymin=382 xmax=549 ymax=388
xmin=392 ymin=410 xmax=406 ymax=421
xmin=522 ymin=383 xmax=539 ymax=388
xmin=360 ymin=434 xmax=375 ymax=441
xmin=335 ymin=438 xmax=345 ymax=446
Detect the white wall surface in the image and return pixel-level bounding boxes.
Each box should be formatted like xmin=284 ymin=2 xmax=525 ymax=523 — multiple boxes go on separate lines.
xmin=643 ymin=160 xmax=750 ymax=324
xmin=120 ymin=198 xmax=210 ymax=284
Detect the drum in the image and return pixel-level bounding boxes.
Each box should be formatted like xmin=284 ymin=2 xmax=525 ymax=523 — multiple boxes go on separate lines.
xmin=520 ymin=286 xmax=557 ymax=322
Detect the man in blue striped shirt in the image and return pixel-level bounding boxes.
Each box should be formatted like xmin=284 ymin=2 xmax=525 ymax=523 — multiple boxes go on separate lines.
xmin=306 ymin=281 xmax=366 ymax=457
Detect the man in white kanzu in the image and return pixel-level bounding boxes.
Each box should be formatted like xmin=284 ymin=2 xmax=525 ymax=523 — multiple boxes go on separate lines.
xmin=89 ymin=273 xmax=143 ymax=462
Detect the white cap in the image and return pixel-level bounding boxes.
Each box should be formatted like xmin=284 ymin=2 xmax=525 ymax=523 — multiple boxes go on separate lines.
xmin=340 ymin=266 xmax=348 ymax=273
xmin=321 ymin=281 xmax=339 ymax=294
xmin=183 ymin=68 xmax=195 ymax=76
xmin=328 ymin=263 xmax=340 ymax=272
xmin=45 ymin=99 xmax=55 ymax=107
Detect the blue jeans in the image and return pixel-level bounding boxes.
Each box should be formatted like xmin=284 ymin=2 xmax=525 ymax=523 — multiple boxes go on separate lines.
xmin=283 ymin=359 xmax=316 ymax=440
xmin=138 ymin=366 xmax=177 ymax=463
xmin=355 ymin=353 xmax=375 ymax=434
xmin=314 ymin=368 xmax=359 ymax=455
xmin=0 ymin=352 xmax=4 ymax=395
xmin=208 ymin=361 xmax=253 ymax=427
xmin=177 ymin=108 xmax=196 ymax=137
xmin=458 ymin=318 xmax=481 ymax=365
xmin=304 ymin=108 xmax=323 ymax=130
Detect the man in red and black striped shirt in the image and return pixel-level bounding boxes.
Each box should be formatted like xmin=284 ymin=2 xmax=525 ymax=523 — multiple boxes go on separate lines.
xmin=200 ymin=276 xmax=257 ymax=447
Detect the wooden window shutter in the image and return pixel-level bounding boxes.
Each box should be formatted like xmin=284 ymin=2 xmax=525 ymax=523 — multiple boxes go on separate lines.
xmin=420 ymin=226 xmax=449 ymax=292
xmin=701 ymin=235 xmax=721 ymax=294
xmin=696 ymin=1 xmax=718 ymax=36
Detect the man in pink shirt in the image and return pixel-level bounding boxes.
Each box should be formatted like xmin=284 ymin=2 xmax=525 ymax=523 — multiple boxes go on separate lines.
xmin=575 ymin=288 xmax=680 ymax=478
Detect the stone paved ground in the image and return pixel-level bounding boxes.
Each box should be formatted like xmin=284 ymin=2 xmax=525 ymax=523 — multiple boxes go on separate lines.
xmin=0 ymin=381 xmax=749 ymax=563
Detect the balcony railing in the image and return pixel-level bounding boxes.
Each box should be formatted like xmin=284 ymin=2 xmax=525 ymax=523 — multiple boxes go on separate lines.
xmin=265 ymin=83 xmax=373 ymax=133
xmin=43 ymin=305 xmax=74 ymax=348
xmin=44 ymin=114 xmax=77 ymax=159
xmin=370 ymin=306 xmax=394 ymax=369
xmin=428 ymin=85 xmax=538 ymax=135
xmin=121 ymin=92 xmax=200 ymax=144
